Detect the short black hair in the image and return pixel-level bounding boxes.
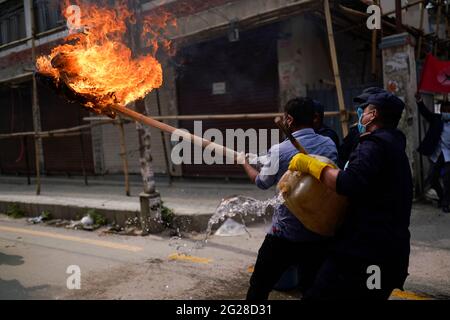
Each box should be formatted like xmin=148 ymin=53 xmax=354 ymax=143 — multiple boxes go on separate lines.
xmin=313 ymin=100 xmax=325 ymax=120
xmin=284 ymin=97 xmax=315 ymax=127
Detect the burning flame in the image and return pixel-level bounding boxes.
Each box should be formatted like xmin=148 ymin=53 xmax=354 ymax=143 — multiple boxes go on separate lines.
xmin=36 ymin=0 xmax=176 ymax=113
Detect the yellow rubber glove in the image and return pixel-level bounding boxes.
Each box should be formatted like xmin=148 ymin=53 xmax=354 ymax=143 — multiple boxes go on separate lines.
xmin=288 ymin=153 xmax=334 ymax=181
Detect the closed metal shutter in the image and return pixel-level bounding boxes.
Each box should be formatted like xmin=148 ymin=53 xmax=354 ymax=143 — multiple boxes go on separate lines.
xmin=38 ymin=82 xmax=95 ymax=175
xmin=176 ymin=24 xmax=280 ymax=177
xmin=100 ymin=122 xmax=142 ymax=175
xmin=0 ymin=84 xmax=36 ymax=175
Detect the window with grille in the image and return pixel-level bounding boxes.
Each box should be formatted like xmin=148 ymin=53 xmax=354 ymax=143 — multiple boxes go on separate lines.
xmin=34 ymin=0 xmax=64 ymax=33
xmin=0 ymin=1 xmax=26 ymax=46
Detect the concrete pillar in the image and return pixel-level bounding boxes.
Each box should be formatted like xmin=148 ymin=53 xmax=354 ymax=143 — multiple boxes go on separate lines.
xmin=380 ymin=32 xmax=421 ymax=194
xmin=277 ymin=15 xmax=333 ymax=109
xmin=135 ymin=100 xmax=164 ymax=235
xmin=139 ymin=191 xmax=164 ymax=234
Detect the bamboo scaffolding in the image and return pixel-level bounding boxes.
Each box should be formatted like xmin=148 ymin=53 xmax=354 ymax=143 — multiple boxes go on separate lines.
xmin=1 ymin=110 xmax=358 ymax=140
xmin=156 ymin=89 xmax=173 ymax=181
xmin=417 ymin=2 xmax=425 ymax=59
xmin=371 ymin=16 xmax=378 ymax=77
xmin=0 ymin=121 xmax=110 ymax=140
xmin=324 ymin=0 xmax=349 ymax=137
xmin=117 ymin=117 xmax=131 ymax=196
xmin=435 ymin=0 xmax=442 ymax=55
xmin=30 ymin=0 xmax=42 ymax=195
xmin=84 ymin=111 xmax=345 ymax=122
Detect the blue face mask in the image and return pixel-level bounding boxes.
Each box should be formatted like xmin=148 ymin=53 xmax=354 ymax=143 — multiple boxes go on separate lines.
xmin=442 ymin=113 xmax=450 ymax=122
xmin=357 ymin=107 xmax=366 ymax=134
xmin=357 ymin=107 xmax=374 ymax=134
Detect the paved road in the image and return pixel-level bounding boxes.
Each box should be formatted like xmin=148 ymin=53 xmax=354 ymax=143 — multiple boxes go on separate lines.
xmin=0 ymin=202 xmax=449 ymax=300
xmin=0 ymin=215 xmax=261 ymax=300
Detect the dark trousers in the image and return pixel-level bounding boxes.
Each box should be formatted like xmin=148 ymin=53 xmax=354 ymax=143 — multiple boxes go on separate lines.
xmin=246 ymin=234 xmax=331 ymax=301
xmin=303 ymin=254 xmax=399 ymax=301
xmin=426 ymin=154 xmax=450 ymax=207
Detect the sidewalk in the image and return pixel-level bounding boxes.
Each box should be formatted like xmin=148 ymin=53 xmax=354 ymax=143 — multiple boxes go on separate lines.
xmin=0 ymin=175 xmax=276 ymax=231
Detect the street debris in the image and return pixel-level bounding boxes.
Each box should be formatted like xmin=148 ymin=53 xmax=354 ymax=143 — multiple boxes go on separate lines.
xmin=27 ymin=216 xmax=44 ymax=224
xmin=81 ymin=215 xmax=94 ymax=226
xmin=214 ymin=218 xmax=247 ymax=237
xmin=27 ymin=211 xmax=52 ymax=224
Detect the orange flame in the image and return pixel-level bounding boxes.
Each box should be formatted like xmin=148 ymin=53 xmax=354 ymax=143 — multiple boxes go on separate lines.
xmin=36 ymin=0 xmax=175 ymax=112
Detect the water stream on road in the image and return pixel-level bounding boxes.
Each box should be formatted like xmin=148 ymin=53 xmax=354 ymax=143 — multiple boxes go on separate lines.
xmin=168 ymin=194 xmax=284 ymax=255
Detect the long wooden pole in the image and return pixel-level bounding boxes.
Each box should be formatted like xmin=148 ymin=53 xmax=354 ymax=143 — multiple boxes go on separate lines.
xmin=117 ymin=117 xmax=130 ymax=196
xmin=30 ymin=0 xmax=42 ymax=195
xmin=156 ymin=89 xmax=173 ymax=181
xmin=324 ymin=0 xmax=348 ymax=137
xmin=417 ymin=2 xmax=425 ymax=59
xmin=395 ymin=0 xmax=403 ymax=32
xmin=0 ymin=121 xmax=110 ymax=140
xmin=275 ymin=117 xmax=307 ymax=154
xmin=86 ymin=111 xmax=343 ymax=121
xmin=435 ymin=0 xmax=442 ymax=55
xmin=110 ymin=104 xmax=238 ymax=160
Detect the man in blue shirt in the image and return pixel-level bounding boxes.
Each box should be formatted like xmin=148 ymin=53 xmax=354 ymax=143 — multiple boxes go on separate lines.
xmin=241 ymin=97 xmax=338 ymax=300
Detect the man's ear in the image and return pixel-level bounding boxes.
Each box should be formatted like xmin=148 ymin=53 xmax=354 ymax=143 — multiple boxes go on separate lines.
xmin=286 ymin=114 xmax=294 ymax=126
xmin=371 ymin=108 xmax=379 ymax=120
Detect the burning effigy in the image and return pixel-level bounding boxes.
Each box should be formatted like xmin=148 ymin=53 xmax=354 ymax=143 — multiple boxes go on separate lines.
xmin=36 ymin=0 xmax=174 ymax=117
xmin=35 ymin=0 xmax=233 ymax=156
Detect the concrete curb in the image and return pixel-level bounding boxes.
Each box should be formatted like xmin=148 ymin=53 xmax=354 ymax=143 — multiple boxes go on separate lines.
xmin=0 ymin=199 xmax=271 ymax=234
xmin=0 ymin=200 xmax=139 ymax=226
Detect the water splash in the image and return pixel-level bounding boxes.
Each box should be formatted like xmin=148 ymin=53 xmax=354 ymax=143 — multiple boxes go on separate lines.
xmin=203 ymin=194 xmax=284 ymax=243
xmin=168 ymin=194 xmax=284 ymax=254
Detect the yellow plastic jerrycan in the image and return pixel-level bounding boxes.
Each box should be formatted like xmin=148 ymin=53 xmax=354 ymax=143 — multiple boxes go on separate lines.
xmin=277 ymin=154 xmax=348 ymax=237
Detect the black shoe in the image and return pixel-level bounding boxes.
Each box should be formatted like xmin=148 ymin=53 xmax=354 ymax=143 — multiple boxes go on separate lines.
xmin=442 ymin=206 xmax=450 ymax=213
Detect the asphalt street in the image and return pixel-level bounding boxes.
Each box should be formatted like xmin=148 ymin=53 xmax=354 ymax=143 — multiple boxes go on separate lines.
xmin=0 ymin=201 xmax=449 ymax=300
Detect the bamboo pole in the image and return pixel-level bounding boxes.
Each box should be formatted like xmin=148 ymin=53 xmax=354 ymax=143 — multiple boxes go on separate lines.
xmin=395 ymin=0 xmax=403 ymax=32
xmin=435 ymin=0 xmax=442 ymax=55
xmin=324 ymin=0 xmax=349 ymax=137
xmin=109 ymin=104 xmax=239 ymax=160
xmin=117 ymin=117 xmax=131 ymax=196
xmin=446 ymin=2 xmax=450 ymax=60
xmin=380 ymin=0 xmax=424 ymax=17
xmin=417 ymin=2 xmax=425 ymax=59
xmin=275 ymin=117 xmax=307 ymax=154
xmin=371 ymin=0 xmax=381 ymax=78
xmin=24 ymin=136 xmax=31 ymax=185
xmin=0 ymin=121 xmax=110 ymax=140
xmin=30 ymin=0 xmax=42 ymax=195
xmin=85 ymin=111 xmax=344 ymax=121
xmin=0 ymin=110 xmax=357 ymax=141
xmin=156 ymin=89 xmax=173 ymax=181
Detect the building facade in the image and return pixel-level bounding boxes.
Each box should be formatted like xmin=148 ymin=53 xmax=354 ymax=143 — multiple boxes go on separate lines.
xmin=1 ymin=0 xmax=423 ymax=181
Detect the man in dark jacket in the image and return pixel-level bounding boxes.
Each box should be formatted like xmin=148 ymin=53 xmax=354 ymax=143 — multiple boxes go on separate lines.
xmin=416 ymin=93 xmax=450 ymax=213
xmin=338 ymin=87 xmax=387 ymax=169
xmin=312 ymin=100 xmax=340 ymax=148
xmin=289 ymin=91 xmax=413 ymax=300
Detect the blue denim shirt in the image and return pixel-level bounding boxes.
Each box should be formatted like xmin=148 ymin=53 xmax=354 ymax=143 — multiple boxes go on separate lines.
xmin=256 ymin=128 xmax=338 ymax=242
